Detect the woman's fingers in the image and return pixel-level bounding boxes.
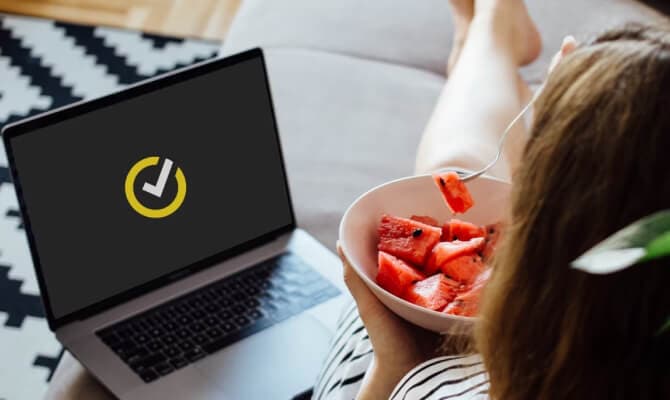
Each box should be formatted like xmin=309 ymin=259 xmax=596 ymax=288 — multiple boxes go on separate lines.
xmin=561 ymin=35 xmax=578 ymax=55
xmin=337 ymin=243 xmax=394 ymax=329
xmin=549 ymin=35 xmax=579 ymax=73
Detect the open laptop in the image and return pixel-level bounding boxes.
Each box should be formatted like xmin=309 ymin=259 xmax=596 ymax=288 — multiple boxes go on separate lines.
xmin=1 ymin=48 xmax=347 ymax=400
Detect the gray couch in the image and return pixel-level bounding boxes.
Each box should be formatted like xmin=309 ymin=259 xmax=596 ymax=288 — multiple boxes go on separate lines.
xmin=219 ymin=0 xmax=666 ymax=251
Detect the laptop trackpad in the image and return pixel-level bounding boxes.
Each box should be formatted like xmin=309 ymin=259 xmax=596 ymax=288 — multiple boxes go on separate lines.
xmin=194 ymin=314 xmax=332 ymax=399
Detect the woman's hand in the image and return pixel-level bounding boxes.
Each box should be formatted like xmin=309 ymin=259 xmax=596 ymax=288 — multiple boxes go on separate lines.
xmin=338 ymin=244 xmax=441 ymax=400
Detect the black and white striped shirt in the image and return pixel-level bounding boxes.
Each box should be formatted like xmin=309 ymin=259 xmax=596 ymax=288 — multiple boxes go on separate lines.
xmin=313 ymin=302 xmax=489 ymax=400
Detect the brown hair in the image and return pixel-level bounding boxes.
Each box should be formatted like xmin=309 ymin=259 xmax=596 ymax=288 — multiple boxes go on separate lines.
xmin=475 ymin=23 xmax=670 ymax=399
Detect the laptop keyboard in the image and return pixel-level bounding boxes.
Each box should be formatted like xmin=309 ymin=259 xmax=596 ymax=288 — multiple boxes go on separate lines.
xmin=96 ymin=252 xmax=340 ymax=383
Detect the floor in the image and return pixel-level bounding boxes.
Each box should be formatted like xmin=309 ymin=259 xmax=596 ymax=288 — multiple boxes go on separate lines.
xmin=0 ymin=0 xmax=242 ymax=40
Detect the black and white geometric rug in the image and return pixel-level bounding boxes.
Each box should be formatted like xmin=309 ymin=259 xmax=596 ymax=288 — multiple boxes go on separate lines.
xmin=0 ymin=14 xmax=220 ymax=399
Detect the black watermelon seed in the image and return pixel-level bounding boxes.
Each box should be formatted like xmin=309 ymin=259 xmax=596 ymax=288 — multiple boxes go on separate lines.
xmin=412 ymin=229 xmax=423 ymax=238
xmin=439 ymin=178 xmax=446 ymax=186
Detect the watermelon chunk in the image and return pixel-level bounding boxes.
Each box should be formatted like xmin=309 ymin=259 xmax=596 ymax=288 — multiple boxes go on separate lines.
xmin=410 ymin=215 xmax=440 ymax=227
xmin=425 ymin=237 xmax=485 ymax=275
xmin=440 ymin=254 xmax=485 ymax=284
xmin=442 ymin=219 xmax=486 ymax=242
xmin=378 ymin=215 xmax=442 ymax=265
xmin=376 ymin=251 xmax=426 ymax=297
xmin=443 ymin=269 xmax=490 ymax=317
xmin=403 ymin=274 xmax=460 ymax=311
xmin=432 ymin=171 xmax=474 ymax=214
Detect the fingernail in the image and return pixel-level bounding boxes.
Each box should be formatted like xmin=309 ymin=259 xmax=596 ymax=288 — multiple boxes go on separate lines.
xmin=563 ymin=35 xmax=576 ymax=45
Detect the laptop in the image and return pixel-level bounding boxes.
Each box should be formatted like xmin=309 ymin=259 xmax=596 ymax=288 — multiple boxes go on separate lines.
xmin=1 ymin=48 xmax=347 ymax=400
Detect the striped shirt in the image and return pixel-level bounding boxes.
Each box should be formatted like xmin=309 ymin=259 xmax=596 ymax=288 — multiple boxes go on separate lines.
xmin=313 ymin=302 xmax=489 ymax=400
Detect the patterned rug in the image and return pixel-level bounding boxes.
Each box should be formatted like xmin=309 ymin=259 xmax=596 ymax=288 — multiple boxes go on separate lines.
xmin=0 ymin=14 xmax=220 ymax=399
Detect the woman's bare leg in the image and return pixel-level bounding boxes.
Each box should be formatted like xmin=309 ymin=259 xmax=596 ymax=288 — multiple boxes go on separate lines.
xmin=416 ymin=0 xmax=542 ymax=180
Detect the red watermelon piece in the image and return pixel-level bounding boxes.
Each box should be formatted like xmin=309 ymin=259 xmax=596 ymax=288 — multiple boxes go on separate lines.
xmin=443 ymin=269 xmax=490 ymax=317
xmin=376 ymin=251 xmax=426 ymax=297
xmin=403 ymin=274 xmax=460 ymax=310
xmin=378 ymin=215 xmax=442 ymax=265
xmin=425 ymin=237 xmax=485 ymax=275
xmin=440 ymin=254 xmax=485 ymax=284
xmin=432 ymin=171 xmax=474 ymax=214
xmin=442 ymin=219 xmax=486 ymax=242
xmin=410 ymin=215 xmax=440 ymax=227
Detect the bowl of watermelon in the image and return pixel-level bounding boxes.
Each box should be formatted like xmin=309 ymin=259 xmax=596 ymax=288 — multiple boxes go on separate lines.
xmin=339 ymin=172 xmax=510 ymax=333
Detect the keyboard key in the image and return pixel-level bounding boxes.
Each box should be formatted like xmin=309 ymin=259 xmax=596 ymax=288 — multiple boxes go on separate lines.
xmin=176 ymin=329 xmax=190 ymax=339
xmin=191 ymin=309 xmax=206 ymax=320
xmin=220 ymin=322 xmax=236 ymax=333
xmin=178 ymin=341 xmax=195 ymax=351
xmin=177 ymin=315 xmax=192 ymax=325
xmin=244 ymin=299 xmax=261 ymax=309
xmin=170 ymin=357 xmax=188 ymax=370
xmin=139 ymin=369 xmax=159 ymax=383
xmin=125 ymin=348 xmax=150 ymax=364
xmin=188 ymin=298 xmax=204 ymax=309
xmin=189 ymin=322 xmax=205 ymax=333
xmin=184 ymin=347 xmax=206 ymax=362
xmin=176 ymin=305 xmax=190 ymax=314
xmin=232 ymin=305 xmax=246 ymax=315
xmin=149 ymin=327 xmax=164 ymax=338
xmin=130 ymin=353 xmax=166 ymax=371
xmin=217 ymin=298 xmax=234 ymax=309
xmin=99 ymin=332 xmax=121 ymax=346
xmin=111 ymin=340 xmax=136 ymax=353
xmin=162 ymin=335 xmax=177 ymax=345
xmin=234 ymin=316 xmax=251 ymax=327
xmin=135 ymin=334 xmax=149 ymax=344
xmin=248 ymin=310 xmax=263 ymax=320
xmin=244 ymin=287 xmax=260 ymax=296
xmin=204 ymin=304 xmax=219 ymax=314
xmin=155 ymin=363 xmax=174 ymax=376
xmin=231 ymin=291 xmax=246 ymax=302
xmin=216 ymin=310 xmax=232 ymax=321
xmin=203 ymin=316 xmax=219 ymax=327
xmin=117 ymin=328 xmax=134 ymax=338
xmin=164 ymin=346 xmax=180 ymax=358
xmin=193 ymin=334 xmax=209 ymax=345
xmin=200 ymin=291 xmax=217 ymax=301
xmin=206 ymin=327 xmax=223 ymax=339
xmin=162 ymin=322 xmax=178 ymax=332
xmin=202 ymin=319 xmax=274 ymax=355
xmin=147 ymin=341 xmax=162 ymax=352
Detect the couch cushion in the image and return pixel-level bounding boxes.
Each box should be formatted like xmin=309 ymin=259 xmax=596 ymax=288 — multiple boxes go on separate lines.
xmin=221 ymin=0 xmax=452 ymax=75
xmin=247 ymin=48 xmax=444 ymax=248
xmin=222 ymin=0 xmax=665 ymax=82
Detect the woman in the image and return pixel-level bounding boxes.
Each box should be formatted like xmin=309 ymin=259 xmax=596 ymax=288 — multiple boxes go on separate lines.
xmin=315 ymin=0 xmax=670 ymax=399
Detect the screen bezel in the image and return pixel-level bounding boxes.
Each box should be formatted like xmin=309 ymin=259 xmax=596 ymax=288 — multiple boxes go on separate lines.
xmin=1 ymin=48 xmax=297 ymax=330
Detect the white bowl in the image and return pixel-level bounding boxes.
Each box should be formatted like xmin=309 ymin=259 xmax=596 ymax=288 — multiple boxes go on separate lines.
xmin=338 ymin=174 xmax=511 ymax=333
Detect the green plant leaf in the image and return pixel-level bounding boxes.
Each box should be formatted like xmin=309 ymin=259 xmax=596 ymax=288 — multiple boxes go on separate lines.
xmin=657 ymin=317 xmax=670 ymax=336
xmin=644 ymin=231 xmax=670 ymax=261
xmin=571 ymin=210 xmax=670 ymax=274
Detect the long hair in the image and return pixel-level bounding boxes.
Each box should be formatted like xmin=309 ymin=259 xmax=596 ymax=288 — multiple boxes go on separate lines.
xmin=475 ymin=23 xmax=670 ymax=399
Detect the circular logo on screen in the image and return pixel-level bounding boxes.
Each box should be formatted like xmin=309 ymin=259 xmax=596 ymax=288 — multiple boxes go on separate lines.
xmin=124 ymin=156 xmax=186 ymax=218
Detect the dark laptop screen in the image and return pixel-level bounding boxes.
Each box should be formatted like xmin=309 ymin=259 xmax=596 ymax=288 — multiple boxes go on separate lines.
xmin=6 ymin=54 xmax=293 ymax=320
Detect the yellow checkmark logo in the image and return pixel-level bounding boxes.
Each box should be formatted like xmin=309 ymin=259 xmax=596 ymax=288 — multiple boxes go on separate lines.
xmin=124 ymin=156 xmax=186 ymax=218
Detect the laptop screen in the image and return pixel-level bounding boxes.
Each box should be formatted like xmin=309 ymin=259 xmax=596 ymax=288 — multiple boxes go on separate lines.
xmin=5 ymin=52 xmax=294 ymax=322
